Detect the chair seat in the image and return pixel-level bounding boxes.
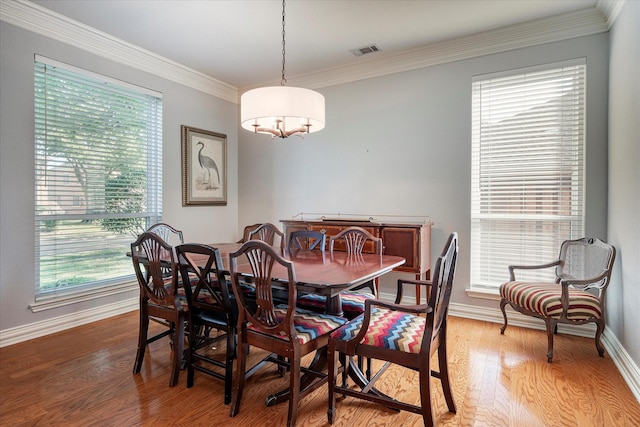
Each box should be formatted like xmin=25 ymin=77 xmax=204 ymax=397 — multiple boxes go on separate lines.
xmin=331 ymin=307 xmax=426 ymax=354
xmin=148 ymin=284 xmax=189 ymax=311
xmin=297 ymin=290 xmax=375 ymax=318
xmin=500 ymin=281 xmax=602 ymax=320
xmin=246 ymin=306 xmax=347 ymax=345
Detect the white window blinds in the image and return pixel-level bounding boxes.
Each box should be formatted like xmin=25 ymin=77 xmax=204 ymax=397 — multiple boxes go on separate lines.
xmin=470 ymin=59 xmax=586 ymax=289
xmin=34 ymin=56 xmax=163 ymax=298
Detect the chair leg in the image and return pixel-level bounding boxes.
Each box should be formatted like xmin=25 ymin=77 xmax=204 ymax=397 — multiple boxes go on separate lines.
xmin=287 ymin=355 xmax=301 ymax=427
xmin=224 ymin=327 xmax=235 ymax=404
xmin=169 ymin=316 xmax=184 ymax=387
xmin=357 ymin=355 xmax=364 ymax=377
xmin=327 ymin=343 xmax=339 ymax=425
xmin=341 ymin=355 xmax=350 ymax=388
xmin=499 ymin=298 xmax=509 ymax=334
xmin=186 ymin=319 xmax=197 ymax=388
xmin=419 ymin=360 xmax=435 ymax=427
xmin=230 ymin=342 xmax=248 ymax=418
xmin=595 ymin=319 xmax=605 ymax=357
xmin=437 ymin=329 xmax=456 ymax=413
xmin=133 ymin=308 xmax=149 ymax=374
xmin=545 ymin=318 xmax=556 ymax=363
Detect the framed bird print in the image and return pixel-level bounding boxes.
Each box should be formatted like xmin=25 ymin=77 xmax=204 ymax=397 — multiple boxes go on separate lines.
xmin=181 ymin=125 xmax=227 ymax=206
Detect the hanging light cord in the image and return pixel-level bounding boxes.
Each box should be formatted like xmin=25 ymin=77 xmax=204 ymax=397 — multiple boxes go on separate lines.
xmin=281 ymin=0 xmax=287 ymax=86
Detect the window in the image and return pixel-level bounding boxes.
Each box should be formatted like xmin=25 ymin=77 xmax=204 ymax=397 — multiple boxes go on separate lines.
xmin=34 ymin=56 xmax=162 ymax=300
xmin=470 ymin=59 xmax=585 ymax=290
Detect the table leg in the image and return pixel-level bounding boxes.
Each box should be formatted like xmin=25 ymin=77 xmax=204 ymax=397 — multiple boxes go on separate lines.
xmin=325 ymin=293 xmax=343 ymax=317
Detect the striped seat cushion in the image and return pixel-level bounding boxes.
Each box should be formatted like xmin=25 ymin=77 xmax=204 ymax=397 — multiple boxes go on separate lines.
xmin=331 ymin=307 xmax=426 ymax=354
xmin=297 ymin=291 xmax=375 ymax=319
xmin=500 ymin=281 xmax=602 ymax=320
xmin=247 ymin=307 xmax=347 ymax=345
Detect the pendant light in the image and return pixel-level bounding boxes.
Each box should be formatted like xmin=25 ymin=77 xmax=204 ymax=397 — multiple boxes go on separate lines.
xmin=240 ymin=0 xmax=325 ymax=138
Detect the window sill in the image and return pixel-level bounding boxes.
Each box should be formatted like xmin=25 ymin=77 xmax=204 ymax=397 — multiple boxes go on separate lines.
xmin=465 ymin=287 xmax=501 ymax=301
xmin=29 ymin=281 xmax=138 ymax=313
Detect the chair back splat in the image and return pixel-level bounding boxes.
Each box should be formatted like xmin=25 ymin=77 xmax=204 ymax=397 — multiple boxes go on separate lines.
xmin=329 ymin=226 xmax=382 ymax=255
xmin=246 ymin=222 xmax=285 ymax=249
xmin=146 ymin=222 xmax=184 ymax=246
xmin=327 ymin=232 xmax=459 ymax=427
xmin=288 ymin=230 xmax=326 ymax=252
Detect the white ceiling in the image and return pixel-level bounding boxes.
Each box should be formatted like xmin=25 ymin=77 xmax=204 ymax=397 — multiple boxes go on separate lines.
xmin=29 ymin=0 xmax=600 ymax=90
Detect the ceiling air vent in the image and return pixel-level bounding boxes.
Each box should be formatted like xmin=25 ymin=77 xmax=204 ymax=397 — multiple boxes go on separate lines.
xmin=350 ymin=44 xmax=381 ymax=57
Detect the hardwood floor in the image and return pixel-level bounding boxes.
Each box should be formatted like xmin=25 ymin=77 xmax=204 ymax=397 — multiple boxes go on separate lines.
xmin=1 ymin=312 xmax=638 ymax=426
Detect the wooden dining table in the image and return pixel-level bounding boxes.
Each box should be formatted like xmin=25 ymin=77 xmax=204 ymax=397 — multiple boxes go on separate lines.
xmin=208 ymin=242 xmax=406 ymax=317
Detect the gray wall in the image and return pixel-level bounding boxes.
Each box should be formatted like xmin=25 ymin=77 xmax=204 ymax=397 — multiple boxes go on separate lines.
xmin=238 ymin=33 xmax=610 ymax=314
xmin=607 ymin=0 xmax=640 ymax=368
xmin=0 ymin=22 xmax=239 ymax=331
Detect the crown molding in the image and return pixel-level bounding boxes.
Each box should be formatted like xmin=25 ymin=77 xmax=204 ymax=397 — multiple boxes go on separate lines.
xmin=2 ymin=1 xmax=609 ymax=105
xmin=275 ymin=7 xmax=609 ymax=93
xmin=596 ymin=0 xmax=625 ymax=28
xmin=0 ymin=0 xmax=238 ymax=103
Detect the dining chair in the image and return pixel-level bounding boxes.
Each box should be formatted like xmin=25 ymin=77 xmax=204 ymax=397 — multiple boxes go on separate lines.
xmin=288 ymin=230 xmax=326 ymax=252
xmin=131 ymin=232 xmax=187 ymax=387
xmin=246 ymin=222 xmax=285 ymax=249
xmin=297 ymin=226 xmax=382 ymax=319
xmin=228 ymin=240 xmax=347 ymax=427
xmin=147 ymin=222 xmax=184 ymax=246
xmin=327 ymin=232 xmax=459 ymax=426
xmin=176 ymin=243 xmax=236 ymax=404
xmin=500 ymin=237 xmax=616 ymax=362
xmin=237 ymin=223 xmax=262 ymax=243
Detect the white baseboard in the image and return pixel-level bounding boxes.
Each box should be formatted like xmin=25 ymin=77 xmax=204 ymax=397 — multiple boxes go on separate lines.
xmin=602 ymin=326 xmax=640 ymax=403
xmin=0 ymin=297 xmax=138 ymax=348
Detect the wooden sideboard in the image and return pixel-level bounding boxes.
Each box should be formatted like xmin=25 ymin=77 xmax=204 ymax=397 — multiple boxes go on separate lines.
xmin=281 ymin=218 xmax=432 ymax=303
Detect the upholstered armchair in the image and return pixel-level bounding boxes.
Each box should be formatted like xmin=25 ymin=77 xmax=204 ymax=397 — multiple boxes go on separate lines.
xmin=499 ymin=237 xmax=616 ymax=362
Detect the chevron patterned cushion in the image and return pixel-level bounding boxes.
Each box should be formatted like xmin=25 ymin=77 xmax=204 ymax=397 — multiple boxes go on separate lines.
xmin=331 ymin=307 xmax=426 ymax=354
xmin=500 ymin=281 xmax=602 ymax=320
xmin=247 ymin=306 xmax=347 ymax=345
xmin=341 ymin=291 xmax=375 ymax=315
xmin=297 ymin=291 xmax=375 ymax=319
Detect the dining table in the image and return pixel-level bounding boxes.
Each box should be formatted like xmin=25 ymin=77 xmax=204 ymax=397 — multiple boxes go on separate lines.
xmin=129 ymin=241 xmax=406 ymax=406
xmin=207 ymin=242 xmax=406 ymax=317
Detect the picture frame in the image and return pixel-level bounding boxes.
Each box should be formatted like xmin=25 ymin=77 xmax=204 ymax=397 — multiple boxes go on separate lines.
xmin=181 ymin=125 xmax=227 ymax=206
